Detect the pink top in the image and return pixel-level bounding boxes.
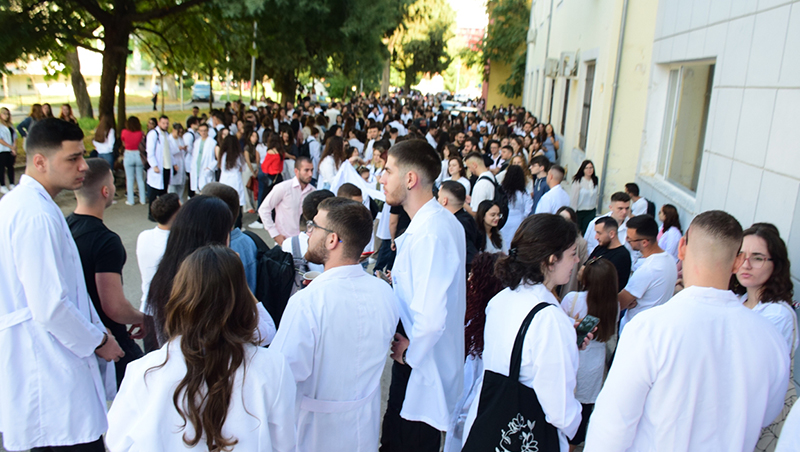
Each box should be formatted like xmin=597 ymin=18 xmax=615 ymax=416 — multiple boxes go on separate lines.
xmin=120 ymin=129 xmax=143 ymax=151
xmin=257 ymin=176 xmax=315 ymax=238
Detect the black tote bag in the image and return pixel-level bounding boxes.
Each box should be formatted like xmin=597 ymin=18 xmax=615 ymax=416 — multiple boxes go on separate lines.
xmin=462 ymin=302 xmax=561 ymax=452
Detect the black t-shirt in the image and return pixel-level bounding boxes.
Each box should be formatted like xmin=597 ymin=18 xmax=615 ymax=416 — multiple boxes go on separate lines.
xmin=390 ymin=205 xmax=411 ymax=238
xmin=455 ymin=208 xmax=480 ymax=268
xmin=66 ymin=213 xmax=131 ymax=346
xmin=589 ymin=244 xmax=632 ymax=291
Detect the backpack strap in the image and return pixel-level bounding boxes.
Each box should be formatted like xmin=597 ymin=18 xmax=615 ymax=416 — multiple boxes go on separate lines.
xmin=509 ymin=302 xmax=553 ymax=380
xmin=291 ymin=235 xmax=309 ymax=273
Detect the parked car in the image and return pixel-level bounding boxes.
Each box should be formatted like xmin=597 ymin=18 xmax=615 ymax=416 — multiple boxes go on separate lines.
xmin=191 ymin=82 xmax=214 ymax=102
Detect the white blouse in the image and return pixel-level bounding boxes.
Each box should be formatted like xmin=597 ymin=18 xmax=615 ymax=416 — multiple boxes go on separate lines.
xmin=570 ymin=178 xmax=598 ymax=211
xmin=92 ymin=128 xmax=115 ymax=155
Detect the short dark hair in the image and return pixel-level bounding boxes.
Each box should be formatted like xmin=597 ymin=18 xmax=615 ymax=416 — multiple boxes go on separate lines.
xmin=388 ymin=139 xmax=441 ymax=185
xmin=295 ymin=156 xmax=313 ymax=169
xmin=337 ymin=183 xmax=362 ymax=199
xmin=610 ymin=191 xmax=631 ymax=203
xmin=440 ymin=180 xmax=466 ymax=204
xmin=687 ymin=210 xmax=743 ymax=260
xmin=625 ymin=183 xmax=640 ymax=197
xmin=201 ymin=182 xmax=240 ymax=221
xmin=530 ymin=155 xmax=551 ymax=171
xmin=463 ymin=151 xmax=486 ymax=165
xmin=627 ymin=215 xmax=659 ymax=241
xmin=198 ymin=123 xmax=209 ymax=130
xmin=150 ymin=193 xmax=181 ymax=225
xmin=302 ymin=189 xmax=335 ymax=222
xmin=76 ymin=158 xmax=112 ymax=197
xmin=186 ymin=117 xmax=198 ymax=128
xmin=159 ymin=115 xmax=169 ymax=122
xmin=595 ymin=216 xmax=619 ymax=232
xmin=495 ymin=214 xmax=578 ymax=290
xmin=25 ymin=118 xmax=84 ymax=159
xmin=318 ymin=197 xmax=373 ymax=261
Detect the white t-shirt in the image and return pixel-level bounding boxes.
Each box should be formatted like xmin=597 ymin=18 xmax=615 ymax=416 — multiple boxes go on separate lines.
xmin=742 ymin=294 xmax=799 ymax=353
xmin=136 ymin=226 xmax=170 ymax=311
xmin=560 ymin=291 xmax=608 ymax=404
xmin=658 ymin=226 xmax=682 ymax=262
xmin=470 ymin=172 xmax=496 ymax=211
xmin=620 ymin=251 xmax=678 ymax=331
xmin=631 ymin=197 xmax=648 ymax=216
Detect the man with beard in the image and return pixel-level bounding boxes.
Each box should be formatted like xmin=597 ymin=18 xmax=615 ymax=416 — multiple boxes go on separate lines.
xmin=257 ymin=157 xmax=315 ymax=245
xmin=271 ymin=197 xmax=399 ymax=451
xmin=379 ymin=140 xmax=466 ymax=452
xmin=586 ymin=216 xmax=631 ymax=291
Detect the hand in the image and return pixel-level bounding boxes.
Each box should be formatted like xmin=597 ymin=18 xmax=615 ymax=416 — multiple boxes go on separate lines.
xmin=173 ymin=165 xmax=178 ymax=173
xmin=95 ymin=329 xmax=125 ymax=362
xmin=390 ymin=333 xmax=410 ymax=365
xmin=153 ymin=166 xmax=161 ymax=173
xmin=629 ymin=300 xmax=638 ymax=309
xmin=574 ymin=321 xmax=598 ymax=351
xmin=128 ymin=323 xmax=146 ymax=340
xmin=274 ymin=234 xmax=286 ymax=246
xmin=390 ymin=240 xmax=396 ymax=252
xmin=465 ymin=194 xmax=472 ymax=205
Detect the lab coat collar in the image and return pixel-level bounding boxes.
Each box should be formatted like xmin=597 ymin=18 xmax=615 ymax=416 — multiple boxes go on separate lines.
xmin=309 ymin=264 xmax=365 ymax=285
xmin=394 ymin=197 xmax=440 ymax=250
xmin=19 ymin=174 xmax=54 ymax=203
xmin=678 ymin=285 xmax=741 ymax=306
xmin=512 ymin=283 xmax=561 ymax=307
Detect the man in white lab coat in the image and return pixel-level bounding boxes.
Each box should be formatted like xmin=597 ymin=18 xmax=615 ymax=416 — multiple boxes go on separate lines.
xmin=379 ymin=140 xmax=466 ymax=452
xmin=145 ymin=115 xmax=179 ymax=219
xmin=0 ymin=118 xmax=124 ymax=452
xmin=272 ymin=197 xmax=399 ymax=452
xmin=585 ymin=210 xmax=790 ymax=452
xmin=190 ymin=123 xmax=217 ymax=194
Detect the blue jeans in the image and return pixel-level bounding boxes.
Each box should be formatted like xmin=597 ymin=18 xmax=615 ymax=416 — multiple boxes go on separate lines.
xmin=123 ymin=151 xmax=145 ymax=204
xmin=98 ymin=152 xmax=115 ymax=168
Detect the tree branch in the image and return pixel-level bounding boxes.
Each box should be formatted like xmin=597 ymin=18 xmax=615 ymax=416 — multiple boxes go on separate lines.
xmin=67 ymin=0 xmax=112 ymax=25
xmin=130 ymin=0 xmax=210 ymax=23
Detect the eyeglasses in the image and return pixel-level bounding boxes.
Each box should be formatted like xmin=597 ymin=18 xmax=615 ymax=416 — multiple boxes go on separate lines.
xmin=740 ymin=253 xmax=773 ymax=269
xmin=626 ymin=236 xmax=646 ymax=244
xmin=306 ymin=220 xmax=341 ymax=242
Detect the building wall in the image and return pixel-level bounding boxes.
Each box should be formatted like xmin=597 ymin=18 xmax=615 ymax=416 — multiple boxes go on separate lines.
xmin=636 ymin=0 xmax=800 ymax=281
xmin=485 ymin=60 xmax=521 ymax=108
xmin=522 ymin=0 xmax=658 ymax=203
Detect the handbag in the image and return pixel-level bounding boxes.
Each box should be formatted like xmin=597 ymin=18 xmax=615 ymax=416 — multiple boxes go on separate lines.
xmin=246 ymin=175 xmax=257 ymax=191
xmin=462 ymin=302 xmax=560 ymax=452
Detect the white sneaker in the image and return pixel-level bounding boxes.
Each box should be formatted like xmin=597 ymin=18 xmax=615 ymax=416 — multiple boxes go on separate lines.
xmin=8 ymin=184 xmax=14 ymax=189
xmin=0 ymin=186 xmax=9 ymax=194
xmin=248 ymin=220 xmax=263 ymax=229
xmin=125 ymin=201 xmax=134 ymax=206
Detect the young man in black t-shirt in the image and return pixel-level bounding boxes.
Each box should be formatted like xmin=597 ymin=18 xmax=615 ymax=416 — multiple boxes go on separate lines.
xmin=588 ymin=216 xmax=632 ymax=290
xmin=67 ymin=158 xmax=145 ymax=387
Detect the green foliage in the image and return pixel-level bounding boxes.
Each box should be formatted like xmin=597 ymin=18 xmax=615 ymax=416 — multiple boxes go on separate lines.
xmin=77 ymin=116 xmax=99 ymax=131
xmin=475 ymin=0 xmax=529 ymax=99
xmin=499 ymin=52 xmax=526 ymax=99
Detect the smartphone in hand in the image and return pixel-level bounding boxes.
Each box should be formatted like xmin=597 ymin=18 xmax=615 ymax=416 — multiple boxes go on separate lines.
xmin=576 ymin=314 xmax=600 ymax=347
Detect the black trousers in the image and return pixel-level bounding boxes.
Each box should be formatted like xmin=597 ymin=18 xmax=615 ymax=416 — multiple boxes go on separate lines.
xmin=32 ymin=437 xmax=104 ymax=452
xmin=146 ymin=170 xmax=171 ymax=220
xmin=0 ymin=151 xmax=14 ymax=186
xmin=379 ymin=324 xmax=441 ymax=452
xmin=373 ymin=238 xmax=397 ymax=274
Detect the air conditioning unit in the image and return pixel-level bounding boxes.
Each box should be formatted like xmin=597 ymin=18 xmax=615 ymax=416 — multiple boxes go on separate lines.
xmin=560 ymin=51 xmax=578 ymax=78
xmin=545 ymin=58 xmax=559 ymax=78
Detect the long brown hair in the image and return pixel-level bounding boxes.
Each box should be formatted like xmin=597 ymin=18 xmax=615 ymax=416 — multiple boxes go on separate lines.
xmin=160 ymin=245 xmax=259 ymax=451
xmin=29 ymin=103 xmax=44 ymax=121
xmin=731 ymin=224 xmax=793 ymax=303
xmin=580 ymin=257 xmax=619 ymax=343
xmin=94 ymin=115 xmax=115 ymax=143
xmin=321 ymin=135 xmax=346 ymax=169
xmin=220 ymin=135 xmax=243 ymax=171
xmin=465 ymin=253 xmax=504 ymax=358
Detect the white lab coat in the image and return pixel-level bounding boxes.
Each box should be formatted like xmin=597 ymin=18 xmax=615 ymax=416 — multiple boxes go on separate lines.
xmin=444 ymin=355 xmax=484 ymax=452
xmin=190 ymin=136 xmax=217 ymax=192
xmin=463 ymin=284 xmax=582 ymax=452
xmin=534 ymin=183 xmax=570 ymax=214
xmin=167 ymin=134 xmax=186 ymax=186
xmin=271 ymin=264 xmax=399 ymax=452
xmin=392 ymin=198 xmax=466 ymax=431
xmin=145 ymin=128 xmax=179 ymax=190
xmin=584 ymin=286 xmax=790 ymax=452
xmin=106 ymin=338 xmax=297 ymax=452
xmin=0 ymin=176 xmax=110 ymax=451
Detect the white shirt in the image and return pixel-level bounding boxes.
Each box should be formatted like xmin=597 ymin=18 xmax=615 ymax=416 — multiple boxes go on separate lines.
xmin=307 ymin=137 xmax=321 ymax=178
xmin=585 ymin=286 xmax=790 ymax=452
xmin=190 ymin=136 xmax=217 ymax=192
xmin=535 ymin=184 xmax=570 ymax=214
xmin=325 ymin=108 xmax=340 ymax=126
xmin=620 ymin=251 xmax=677 ymax=331
xmin=146 ymin=128 xmax=179 ymax=190
xmin=444 ymin=176 xmax=471 ymax=194
xmin=569 ymin=178 xmax=598 ymax=211
xmin=463 ymin=285 xmax=582 ymax=451
xmin=271 ymin=265 xmax=399 ymax=452
xmin=584 ymin=213 xmax=631 ymax=256
xmin=500 ymin=190 xmax=533 ymax=252
xmin=136 ymin=226 xmax=170 ymax=309
xmin=318 ymin=155 xmax=337 ymax=189
xmin=631 ymin=197 xmax=647 ymax=216
xmin=106 ymin=339 xmax=297 ymax=452
xmin=92 ymin=128 xmax=115 ymax=154
xmin=392 ymin=198 xmax=466 ymax=430
xmin=470 ymin=172 xmax=496 ymax=212
xmin=348 ymin=137 xmax=364 ymax=155
xmin=0 ymin=176 xmax=108 ymax=451
xmin=743 ymin=294 xmax=799 ymax=353
xmin=657 ymin=226 xmax=681 ymax=262
xmin=426 ymin=132 xmax=437 ymax=149
xmin=560 ymin=292 xmax=609 ymax=404
xmin=281 ymin=232 xmax=324 ymax=274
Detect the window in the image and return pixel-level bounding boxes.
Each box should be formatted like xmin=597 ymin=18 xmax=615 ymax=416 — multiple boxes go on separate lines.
xmin=138 ymin=77 xmax=145 ymax=87
xmin=579 ymin=62 xmax=595 ymax=151
xmin=548 ymin=79 xmax=556 ymax=122
xmin=657 ymin=63 xmax=714 ymax=193
xmin=533 ymin=70 xmax=539 ymax=112
xmin=560 ymin=80 xmax=570 ymax=135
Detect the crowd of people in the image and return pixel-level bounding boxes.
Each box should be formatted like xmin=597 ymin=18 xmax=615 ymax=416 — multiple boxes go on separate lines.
xmin=0 ymin=90 xmax=797 ymax=452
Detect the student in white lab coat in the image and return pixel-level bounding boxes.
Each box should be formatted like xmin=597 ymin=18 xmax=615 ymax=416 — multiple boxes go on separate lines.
xmin=271 ymin=197 xmax=399 ymax=452
xmin=145 ymin=116 xmax=179 ymax=216
xmin=378 ymin=139 xmax=467 ymax=452
xmin=0 ymin=118 xmax=124 ymax=452
xmin=585 ymin=210 xmax=790 ymax=452
xmin=462 ymin=214 xmax=584 ymax=452
xmin=107 ymin=245 xmax=297 ymax=452
xmin=190 ymin=123 xmax=217 ymax=194
xmin=534 ymin=165 xmax=570 ymax=215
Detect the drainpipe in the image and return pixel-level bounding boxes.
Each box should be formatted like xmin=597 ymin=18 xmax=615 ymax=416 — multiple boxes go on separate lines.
xmin=597 ymin=0 xmax=630 ymax=212
xmin=538 ymin=0 xmax=554 ymax=119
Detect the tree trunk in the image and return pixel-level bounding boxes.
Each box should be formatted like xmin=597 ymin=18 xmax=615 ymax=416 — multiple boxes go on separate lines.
xmin=98 ymin=22 xmax=131 ymax=123
xmin=208 ymin=69 xmax=214 ymax=112
xmin=164 ymin=74 xmax=177 ymax=100
xmin=381 ymin=58 xmax=390 ymax=97
xmin=117 ymin=53 xmax=127 ymax=131
xmin=65 ymin=50 xmax=93 ymax=119
xmin=275 ymin=70 xmax=295 ymax=106
xmin=403 ymin=68 xmax=413 ymax=95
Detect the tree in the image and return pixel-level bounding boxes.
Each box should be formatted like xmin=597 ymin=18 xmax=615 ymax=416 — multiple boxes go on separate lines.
xmin=477 ymin=0 xmax=530 ymax=99
xmin=388 ymin=0 xmax=455 ymax=93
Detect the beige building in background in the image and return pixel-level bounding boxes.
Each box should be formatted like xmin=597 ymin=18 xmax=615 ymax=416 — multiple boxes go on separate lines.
xmin=521 ymin=0 xmax=659 ymax=206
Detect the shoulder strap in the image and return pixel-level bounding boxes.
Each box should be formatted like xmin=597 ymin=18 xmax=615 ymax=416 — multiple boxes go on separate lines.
xmin=291 ymin=235 xmax=302 ymax=260
xmin=509 ymin=302 xmax=553 ymax=380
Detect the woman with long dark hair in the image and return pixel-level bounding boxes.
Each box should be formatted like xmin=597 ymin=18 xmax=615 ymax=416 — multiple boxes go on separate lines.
xmin=0 ymin=107 xmax=17 ymax=194
xmin=499 ymin=165 xmax=533 ymax=252
xmin=318 ymin=136 xmax=349 ymax=190
xmin=216 ymin=135 xmax=247 ymax=228
xmin=560 ymin=257 xmax=619 ymax=450
xmin=732 ymin=224 xmax=797 ymax=452
xmin=107 ymin=245 xmax=296 ymax=451
xmin=542 ymin=123 xmax=560 ymax=163
xmin=476 ymin=200 xmax=503 ymax=253
xmin=445 ymin=253 xmax=504 ymax=452
xmin=444 ymin=155 xmax=471 ymax=194
xmin=462 ymin=214 xmax=583 ymax=451
xmin=92 ymin=115 xmax=117 ymax=168
xmin=569 ymin=160 xmax=599 ymax=235
xmin=657 ymin=204 xmax=682 ymax=261
xmin=59 ymin=104 xmax=77 ymax=124
xmin=120 ymin=116 xmax=145 ymax=205
xmin=257 ymin=133 xmax=286 ymax=208
xmin=241 ymin=126 xmax=259 ymax=213
xmin=16 ymin=103 xmax=44 ymax=138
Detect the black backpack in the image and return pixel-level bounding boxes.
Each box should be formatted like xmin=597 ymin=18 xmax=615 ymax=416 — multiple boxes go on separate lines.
xmin=646 ymin=199 xmax=656 ymax=217
xmin=477 ymin=174 xmax=510 ymax=230
xmin=299 ymin=138 xmax=311 ymax=158
xmin=243 ymin=231 xmax=295 ymax=328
